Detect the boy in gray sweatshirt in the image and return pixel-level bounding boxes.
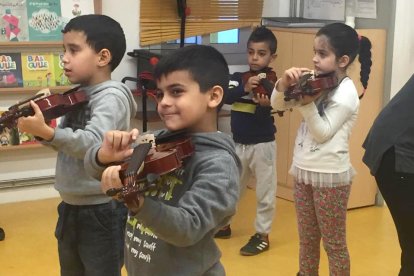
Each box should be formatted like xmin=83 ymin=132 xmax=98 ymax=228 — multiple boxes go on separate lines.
xmin=85 ymin=45 xmax=241 ymax=275
xmin=18 ymin=15 xmax=136 ymax=276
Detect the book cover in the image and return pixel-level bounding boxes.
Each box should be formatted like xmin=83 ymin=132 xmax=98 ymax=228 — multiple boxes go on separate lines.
xmin=21 ymin=52 xmax=56 ymax=87
xmin=0 ymin=0 xmax=29 ymax=42
xmin=53 ymin=53 xmax=70 ymax=86
xmin=0 ymin=52 xmax=23 ymax=88
xmin=60 ymin=0 xmax=94 ymax=27
xmin=0 ymin=110 xmax=20 ymax=146
xmin=27 ymin=0 xmax=62 ymax=41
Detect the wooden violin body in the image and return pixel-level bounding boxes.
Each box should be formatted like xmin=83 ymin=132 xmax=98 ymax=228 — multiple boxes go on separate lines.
xmin=284 ymin=72 xmax=338 ymax=101
xmin=242 ymin=69 xmax=277 ymax=96
xmin=0 ymin=86 xmax=87 ymax=131
xmin=108 ymin=132 xmax=195 ymax=203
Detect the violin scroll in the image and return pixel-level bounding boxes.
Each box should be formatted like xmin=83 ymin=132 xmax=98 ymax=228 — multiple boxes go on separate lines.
xmin=242 ymin=70 xmax=277 ymax=97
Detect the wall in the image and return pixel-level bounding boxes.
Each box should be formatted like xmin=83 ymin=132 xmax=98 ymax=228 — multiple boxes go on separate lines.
xmin=390 ymin=0 xmax=414 ymax=97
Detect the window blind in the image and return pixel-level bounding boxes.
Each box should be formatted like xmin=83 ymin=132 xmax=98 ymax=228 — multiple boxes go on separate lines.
xmin=140 ymin=0 xmax=264 ymax=46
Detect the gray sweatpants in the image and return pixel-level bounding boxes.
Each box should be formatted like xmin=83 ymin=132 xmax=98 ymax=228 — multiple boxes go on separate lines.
xmin=236 ymin=141 xmax=277 ymax=234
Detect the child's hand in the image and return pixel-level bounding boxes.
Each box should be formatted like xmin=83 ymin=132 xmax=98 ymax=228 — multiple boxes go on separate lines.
xmin=244 ymin=75 xmax=261 ymax=93
xmin=101 ymin=164 xmax=145 ymax=213
xmin=97 ymin=128 xmax=139 ymax=164
xmin=17 ymin=100 xmax=54 ymax=141
xmin=101 ymin=165 xmax=123 ymax=196
xmin=300 ymin=91 xmax=323 ymax=105
xmin=277 ymin=67 xmax=311 ymax=92
xmin=253 ymin=93 xmax=271 ymax=106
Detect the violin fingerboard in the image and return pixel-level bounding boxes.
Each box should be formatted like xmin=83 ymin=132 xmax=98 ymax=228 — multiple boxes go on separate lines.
xmin=125 ymin=143 xmax=152 ymax=175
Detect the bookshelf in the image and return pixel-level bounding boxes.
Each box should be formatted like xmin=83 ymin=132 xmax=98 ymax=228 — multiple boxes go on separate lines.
xmin=0 ymin=86 xmax=72 ymax=94
xmin=0 ymin=143 xmax=45 ymax=151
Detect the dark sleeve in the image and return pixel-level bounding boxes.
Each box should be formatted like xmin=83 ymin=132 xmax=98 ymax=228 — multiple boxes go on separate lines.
xmin=225 ymin=72 xmax=246 ymax=104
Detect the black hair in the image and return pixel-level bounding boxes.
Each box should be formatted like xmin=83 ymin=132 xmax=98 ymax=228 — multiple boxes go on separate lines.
xmin=153 ymin=45 xmax=229 ymax=110
xmin=62 ymin=14 xmax=126 ymax=72
xmin=316 ymin=22 xmax=372 ymax=97
xmin=247 ymin=26 xmax=278 ymax=54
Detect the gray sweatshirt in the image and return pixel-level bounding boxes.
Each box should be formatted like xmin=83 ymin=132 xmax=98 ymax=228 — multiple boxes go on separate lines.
xmin=43 ymin=80 xmax=137 ymax=205
xmin=84 ymin=131 xmax=241 ymax=275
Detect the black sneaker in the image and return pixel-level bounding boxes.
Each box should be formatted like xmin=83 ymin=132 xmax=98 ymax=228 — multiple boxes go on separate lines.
xmin=0 ymin=227 xmax=5 ymax=241
xmin=240 ymin=233 xmax=269 ymax=256
xmin=214 ymin=225 xmax=231 ymax=239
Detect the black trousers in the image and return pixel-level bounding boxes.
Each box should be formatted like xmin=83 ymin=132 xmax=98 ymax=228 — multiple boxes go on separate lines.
xmin=375 ymin=147 xmax=414 ymax=276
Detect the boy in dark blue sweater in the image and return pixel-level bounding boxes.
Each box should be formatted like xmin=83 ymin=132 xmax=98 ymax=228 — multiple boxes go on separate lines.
xmin=216 ymin=26 xmax=278 ymax=256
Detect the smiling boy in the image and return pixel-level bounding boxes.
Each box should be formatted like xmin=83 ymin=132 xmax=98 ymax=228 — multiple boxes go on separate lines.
xmin=84 ymin=45 xmax=241 ymax=276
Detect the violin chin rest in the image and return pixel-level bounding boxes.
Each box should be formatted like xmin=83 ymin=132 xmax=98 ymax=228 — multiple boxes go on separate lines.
xmin=36 ymin=88 xmax=51 ymax=97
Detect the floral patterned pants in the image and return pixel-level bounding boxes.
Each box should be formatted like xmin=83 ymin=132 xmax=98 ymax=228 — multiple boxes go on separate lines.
xmin=294 ymin=181 xmax=351 ymax=276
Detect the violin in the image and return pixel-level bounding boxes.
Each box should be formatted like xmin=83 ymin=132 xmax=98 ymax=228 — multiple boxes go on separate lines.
xmin=242 ymin=69 xmax=277 ymax=97
xmin=106 ymin=131 xmax=195 ymax=204
xmin=0 ymin=86 xmax=87 ymax=131
xmin=284 ymin=71 xmax=338 ymax=101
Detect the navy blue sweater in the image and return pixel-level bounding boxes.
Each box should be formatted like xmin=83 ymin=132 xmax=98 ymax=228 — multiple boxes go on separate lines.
xmin=225 ymin=70 xmax=276 ymax=145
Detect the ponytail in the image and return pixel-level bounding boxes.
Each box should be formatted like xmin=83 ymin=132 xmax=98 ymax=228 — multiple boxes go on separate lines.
xmin=357 ymin=36 xmax=372 ymax=98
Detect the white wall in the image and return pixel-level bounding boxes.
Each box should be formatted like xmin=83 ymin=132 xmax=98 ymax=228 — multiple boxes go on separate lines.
xmin=102 ymin=0 xmax=140 ymax=84
xmin=390 ymin=0 xmax=414 ymax=97
xmin=262 ymin=0 xmax=290 ymax=17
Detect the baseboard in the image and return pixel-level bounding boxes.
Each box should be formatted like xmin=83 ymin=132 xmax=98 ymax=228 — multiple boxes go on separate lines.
xmin=0 ymin=184 xmax=59 ymax=204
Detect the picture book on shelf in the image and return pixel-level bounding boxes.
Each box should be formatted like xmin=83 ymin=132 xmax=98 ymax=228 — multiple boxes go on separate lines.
xmin=0 ymin=0 xmax=29 ymax=42
xmin=0 ymin=52 xmax=23 ymax=88
xmin=0 ymin=110 xmax=19 ymax=146
xmin=21 ymin=52 xmax=56 ymax=87
xmin=60 ymin=0 xmax=94 ymax=27
xmin=53 ymin=53 xmax=70 ymax=86
xmin=27 ymin=0 xmax=62 ymax=41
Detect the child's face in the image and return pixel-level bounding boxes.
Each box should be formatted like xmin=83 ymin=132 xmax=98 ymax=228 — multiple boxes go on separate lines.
xmin=312 ymin=35 xmax=339 ymax=75
xmin=62 ymin=31 xmax=103 ymax=86
xmin=156 ymin=70 xmax=216 ymax=133
xmin=247 ymin=41 xmax=275 ymax=71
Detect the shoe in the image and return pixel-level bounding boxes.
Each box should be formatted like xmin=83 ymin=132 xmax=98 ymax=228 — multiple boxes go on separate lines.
xmin=214 ymin=225 xmax=231 ymax=239
xmin=240 ymin=233 xmax=269 ymax=256
xmin=0 ymin=227 xmax=5 ymax=241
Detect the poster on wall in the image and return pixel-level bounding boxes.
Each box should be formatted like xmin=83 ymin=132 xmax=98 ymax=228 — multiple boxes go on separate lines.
xmin=303 ymin=0 xmax=345 ymax=21
xmin=60 ymin=0 xmax=94 ymax=28
xmin=27 ymin=0 xmax=62 ymax=41
xmin=0 ymin=0 xmax=29 ymax=42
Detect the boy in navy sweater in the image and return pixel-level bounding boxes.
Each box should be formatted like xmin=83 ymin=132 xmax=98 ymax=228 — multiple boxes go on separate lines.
xmin=217 ymin=26 xmax=278 ymax=256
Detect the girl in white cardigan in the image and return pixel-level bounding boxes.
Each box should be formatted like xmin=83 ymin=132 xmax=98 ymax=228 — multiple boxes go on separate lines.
xmin=271 ymin=23 xmax=372 ymax=276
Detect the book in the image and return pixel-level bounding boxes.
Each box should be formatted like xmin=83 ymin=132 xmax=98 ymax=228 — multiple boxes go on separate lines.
xmin=0 ymin=110 xmax=20 ymax=146
xmin=21 ymin=52 xmax=56 ymax=87
xmin=0 ymin=0 xmax=29 ymax=42
xmin=27 ymin=0 xmax=62 ymax=41
xmin=0 ymin=52 xmax=23 ymax=88
xmin=60 ymin=0 xmax=95 ymax=28
xmin=53 ymin=53 xmax=70 ymax=86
